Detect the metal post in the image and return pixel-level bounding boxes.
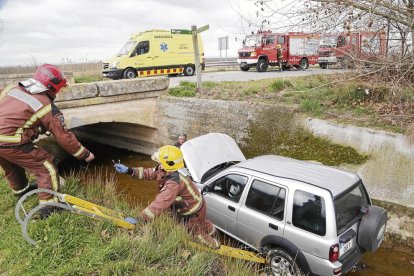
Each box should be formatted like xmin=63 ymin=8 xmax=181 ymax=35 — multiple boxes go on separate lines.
xmin=191 ymin=25 xmax=202 ymax=92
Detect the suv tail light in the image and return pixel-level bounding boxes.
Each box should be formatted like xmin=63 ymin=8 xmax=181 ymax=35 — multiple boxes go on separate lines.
xmin=329 ymin=244 xmax=339 ymax=262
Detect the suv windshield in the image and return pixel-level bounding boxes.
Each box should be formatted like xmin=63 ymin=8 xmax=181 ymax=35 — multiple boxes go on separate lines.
xmin=117 ymin=41 xmax=136 ymax=56
xmin=334 ymin=182 xmax=369 ymax=232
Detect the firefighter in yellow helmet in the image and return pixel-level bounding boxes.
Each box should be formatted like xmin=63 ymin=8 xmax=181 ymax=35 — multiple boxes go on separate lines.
xmin=114 ymin=145 xmax=220 ymax=249
xmin=276 ymin=44 xmax=283 ymax=71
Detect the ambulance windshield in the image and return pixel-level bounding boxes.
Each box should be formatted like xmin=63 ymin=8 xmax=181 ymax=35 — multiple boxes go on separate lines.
xmin=117 ymin=41 xmax=136 ymax=56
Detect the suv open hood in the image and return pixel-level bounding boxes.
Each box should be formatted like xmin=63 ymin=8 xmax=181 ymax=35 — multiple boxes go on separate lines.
xmin=180 ymin=133 xmax=246 ymax=183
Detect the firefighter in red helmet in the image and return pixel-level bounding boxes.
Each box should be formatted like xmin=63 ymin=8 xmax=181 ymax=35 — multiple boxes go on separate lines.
xmin=114 ymin=145 xmax=221 ymax=249
xmin=0 ymin=64 xmax=95 ymax=218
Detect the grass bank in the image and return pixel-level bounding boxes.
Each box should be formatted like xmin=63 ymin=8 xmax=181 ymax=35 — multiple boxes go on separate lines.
xmin=169 ymin=74 xmax=414 ymax=136
xmin=0 ymin=170 xmax=257 ymax=275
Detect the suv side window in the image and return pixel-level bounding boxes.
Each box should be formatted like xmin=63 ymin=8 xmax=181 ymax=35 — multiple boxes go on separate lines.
xmin=245 ymin=180 xmax=286 ymax=220
xmin=293 ymin=190 xmax=326 ymax=236
xmin=210 ymin=174 xmax=248 ymax=203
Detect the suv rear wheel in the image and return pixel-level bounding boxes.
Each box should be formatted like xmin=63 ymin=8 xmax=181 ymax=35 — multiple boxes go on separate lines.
xmin=266 ymin=248 xmax=303 ymax=276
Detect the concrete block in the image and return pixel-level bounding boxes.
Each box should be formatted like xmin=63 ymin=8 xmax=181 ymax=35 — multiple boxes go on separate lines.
xmin=96 ymin=77 xmax=169 ymax=97
xmin=56 ymin=82 xmax=99 ymax=102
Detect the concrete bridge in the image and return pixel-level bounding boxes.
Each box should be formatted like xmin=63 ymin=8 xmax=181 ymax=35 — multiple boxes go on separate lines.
xmin=55 ymin=77 xmax=170 ymax=155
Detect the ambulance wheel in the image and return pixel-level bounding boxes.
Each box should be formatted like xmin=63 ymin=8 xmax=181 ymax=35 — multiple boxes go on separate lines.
xmin=183 ymin=65 xmax=195 ymax=76
xmin=123 ymin=68 xmax=137 ymax=79
xmin=299 ymin=58 xmax=309 ymax=70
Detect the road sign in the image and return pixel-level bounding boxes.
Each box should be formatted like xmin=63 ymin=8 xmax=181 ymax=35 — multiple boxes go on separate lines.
xmin=171 ymin=29 xmax=192 ymax=35
xmin=196 ymin=24 xmax=209 ymax=34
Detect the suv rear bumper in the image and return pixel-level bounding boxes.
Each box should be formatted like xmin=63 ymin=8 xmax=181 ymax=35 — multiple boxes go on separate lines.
xmin=303 ymin=246 xmax=365 ymax=275
xmin=340 ymin=246 xmax=365 ymax=274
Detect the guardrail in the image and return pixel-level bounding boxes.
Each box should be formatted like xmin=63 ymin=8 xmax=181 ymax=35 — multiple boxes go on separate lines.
xmin=205 ymin=61 xmax=238 ymax=67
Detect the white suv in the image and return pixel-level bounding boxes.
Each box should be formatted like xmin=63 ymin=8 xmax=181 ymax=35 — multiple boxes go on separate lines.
xmin=181 ymin=133 xmax=387 ymax=276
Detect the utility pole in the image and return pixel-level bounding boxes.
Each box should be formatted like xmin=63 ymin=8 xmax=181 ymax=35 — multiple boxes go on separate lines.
xmin=192 ymin=25 xmax=202 ymax=92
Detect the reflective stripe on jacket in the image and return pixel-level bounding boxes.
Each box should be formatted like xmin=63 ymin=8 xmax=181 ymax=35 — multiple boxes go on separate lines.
xmin=135 ymin=167 xmax=203 ymax=221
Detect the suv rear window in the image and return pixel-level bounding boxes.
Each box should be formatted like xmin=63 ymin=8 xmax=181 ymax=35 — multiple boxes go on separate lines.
xmin=334 ymin=182 xmax=369 ymax=232
xmin=293 ymin=190 xmax=326 ymax=236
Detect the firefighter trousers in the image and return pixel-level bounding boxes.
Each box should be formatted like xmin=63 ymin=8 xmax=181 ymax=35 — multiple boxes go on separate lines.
xmin=180 ymin=200 xmax=220 ymax=249
xmin=0 ymin=144 xmax=59 ymax=201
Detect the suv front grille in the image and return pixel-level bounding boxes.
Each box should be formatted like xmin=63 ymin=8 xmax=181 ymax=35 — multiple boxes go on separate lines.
xmin=102 ymin=63 xmax=109 ymax=70
xmin=239 ymin=52 xmax=251 ymax=58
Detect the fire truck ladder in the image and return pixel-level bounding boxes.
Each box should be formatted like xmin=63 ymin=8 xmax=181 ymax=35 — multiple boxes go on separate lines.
xmin=15 ymin=188 xmax=266 ymax=264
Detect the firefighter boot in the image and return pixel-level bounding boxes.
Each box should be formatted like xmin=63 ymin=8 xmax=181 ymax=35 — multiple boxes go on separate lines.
xmin=15 ymin=183 xmax=38 ymax=199
xmin=196 ymin=233 xmax=221 ymax=249
xmin=39 ymin=205 xmax=64 ymax=219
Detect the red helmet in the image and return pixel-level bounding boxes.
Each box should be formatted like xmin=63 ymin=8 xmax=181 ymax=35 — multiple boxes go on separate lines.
xmin=33 ymin=64 xmax=68 ymax=94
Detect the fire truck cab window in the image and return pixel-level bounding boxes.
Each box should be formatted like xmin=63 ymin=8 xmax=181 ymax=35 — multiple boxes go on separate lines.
xmin=338 ymin=36 xmax=346 ymax=47
xmin=351 ymin=37 xmax=357 ymax=45
xmin=277 ymin=36 xmax=286 ymax=45
xmin=266 ymin=35 xmax=276 ymax=45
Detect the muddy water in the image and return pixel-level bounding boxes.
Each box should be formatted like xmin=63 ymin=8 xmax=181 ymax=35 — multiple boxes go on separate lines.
xmin=59 ymin=142 xmax=414 ymax=275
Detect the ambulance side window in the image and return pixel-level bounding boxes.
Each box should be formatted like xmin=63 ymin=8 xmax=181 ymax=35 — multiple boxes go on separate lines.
xmin=135 ymin=41 xmax=150 ymax=56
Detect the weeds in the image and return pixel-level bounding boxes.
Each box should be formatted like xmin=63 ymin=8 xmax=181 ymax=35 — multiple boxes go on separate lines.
xmin=0 ymin=171 xmax=257 ymax=275
xmin=169 ymin=81 xmax=196 ymax=97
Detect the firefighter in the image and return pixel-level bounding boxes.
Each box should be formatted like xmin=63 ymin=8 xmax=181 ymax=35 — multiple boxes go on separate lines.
xmin=0 ymin=64 xmax=95 ymax=218
xmin=114 ymin=145 xmax=220 ymax=249
xmin=276 ymin=44 xmax=283 ymax=72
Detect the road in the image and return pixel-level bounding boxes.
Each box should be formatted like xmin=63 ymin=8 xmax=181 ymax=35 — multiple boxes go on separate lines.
xmin=169 ymin=68 xmax=346 ymax=88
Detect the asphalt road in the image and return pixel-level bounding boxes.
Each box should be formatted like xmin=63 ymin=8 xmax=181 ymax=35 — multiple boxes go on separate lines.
xmin=169 ymin=68 xmax=346 ymax=88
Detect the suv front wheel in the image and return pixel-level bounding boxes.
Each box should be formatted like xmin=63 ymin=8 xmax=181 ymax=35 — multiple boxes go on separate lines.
xmin=266 ymin=248 xmax=304 ymax=276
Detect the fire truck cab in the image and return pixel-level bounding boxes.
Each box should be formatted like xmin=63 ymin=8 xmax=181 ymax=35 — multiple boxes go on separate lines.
xmin=318 ymin=32 xmax=386 ymax=69
xmin=237 ymin=31 xmax=319 ymax=72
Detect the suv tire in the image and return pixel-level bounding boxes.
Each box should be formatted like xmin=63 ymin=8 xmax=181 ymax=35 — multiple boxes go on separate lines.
xmin=357 ymin=205 xmax=387 ymax=252
xmin=266 ymin=248 xmax=304 ymax=276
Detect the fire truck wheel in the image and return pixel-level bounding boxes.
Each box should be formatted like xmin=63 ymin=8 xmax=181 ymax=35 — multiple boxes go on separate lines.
xmin=240 ymin=66 xmax=250 ymax=72
xmin=183 ymin=65 xmax=195 ymax=76
xmin=299 ymin=59 xmax=309 ymax=70
xmin=256 ymin=59 xmax=268 ymax=72
xmin=319 ymin=64 xmax=327 ymax=69
xmin=123 ymin=68 xmax=137 ymax=79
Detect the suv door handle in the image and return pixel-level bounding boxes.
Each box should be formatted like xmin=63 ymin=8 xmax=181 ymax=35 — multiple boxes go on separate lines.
xmin=228 ymin=206 xmax=235 ymax=212
xmin=269 ymin=223 xmax=278 ymax=230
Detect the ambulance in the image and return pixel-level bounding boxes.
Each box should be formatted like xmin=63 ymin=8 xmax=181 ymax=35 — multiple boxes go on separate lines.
xmin=102 ymin=29 xmax=205 ymax=79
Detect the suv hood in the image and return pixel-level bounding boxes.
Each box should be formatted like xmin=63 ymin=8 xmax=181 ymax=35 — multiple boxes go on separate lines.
xmin=180 ymin=133 xmax=246 ymax=183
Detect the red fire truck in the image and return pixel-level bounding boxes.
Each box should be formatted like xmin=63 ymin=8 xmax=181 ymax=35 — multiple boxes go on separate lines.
xmin=237 ymin=31 xmax=320 ymax=72
xmin=318 ymin=32 xmax=387 ymax=68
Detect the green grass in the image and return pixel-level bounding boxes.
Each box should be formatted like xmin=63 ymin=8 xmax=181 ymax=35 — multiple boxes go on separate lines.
xmin=74 ymin=75 xmax=106 ymax=83
xmin=169 ymin=81 xmax=196 ymax=97
xmin=168 ymin=74 xmax=414 ymax=135
xmin=0 ymin=170 xmax=257 ymax=275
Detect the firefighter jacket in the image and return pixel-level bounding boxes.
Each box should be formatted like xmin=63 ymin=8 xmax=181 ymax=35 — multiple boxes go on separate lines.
xmin=131 ymin=166 xmax=204 ymax=221
xmin=0 ymin=86 xmax=90 ymax=159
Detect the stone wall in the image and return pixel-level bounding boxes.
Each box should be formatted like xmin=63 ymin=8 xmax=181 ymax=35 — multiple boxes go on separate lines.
xmin=157 ymin=96 xmax=414 ymax=208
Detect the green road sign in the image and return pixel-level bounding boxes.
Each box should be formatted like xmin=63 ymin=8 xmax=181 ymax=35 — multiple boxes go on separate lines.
xmin=171 ymin=29 xmax=192 ymax=35
xmin=196 ymin=24 xmax=209 ymax=34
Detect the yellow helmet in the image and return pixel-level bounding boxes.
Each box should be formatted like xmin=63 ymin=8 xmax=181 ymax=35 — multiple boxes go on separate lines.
xmin=276 ymin=44 xmax=282 ymax=49
xmin=157 ymin=145 xmax=184 ymax=172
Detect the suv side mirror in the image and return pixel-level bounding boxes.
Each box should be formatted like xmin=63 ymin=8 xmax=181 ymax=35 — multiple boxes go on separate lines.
xmin=202 ymin=184 xmax=212 ymax=195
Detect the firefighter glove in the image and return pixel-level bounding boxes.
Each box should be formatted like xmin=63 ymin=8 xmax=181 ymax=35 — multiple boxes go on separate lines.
xmin=114 ymin=163 xmax=129 ymax=174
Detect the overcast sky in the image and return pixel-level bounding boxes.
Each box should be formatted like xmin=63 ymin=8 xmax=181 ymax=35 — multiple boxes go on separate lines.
xmin=0 ymin=0 xmax=260 ymax=66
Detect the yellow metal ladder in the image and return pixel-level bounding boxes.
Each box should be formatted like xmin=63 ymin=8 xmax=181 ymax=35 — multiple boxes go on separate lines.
xmin=15 ymin=188 xmax=266 ymax=264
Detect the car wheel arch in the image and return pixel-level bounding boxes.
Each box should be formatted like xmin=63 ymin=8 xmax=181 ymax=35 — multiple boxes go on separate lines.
xmin=260 ymin=236 xmax=312 ymax=274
